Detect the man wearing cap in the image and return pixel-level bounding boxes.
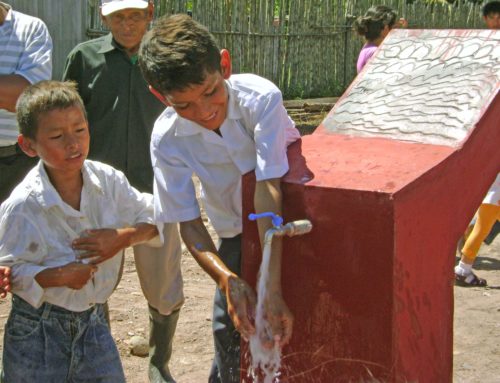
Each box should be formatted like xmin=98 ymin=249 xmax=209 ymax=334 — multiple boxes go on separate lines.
xmin=63 ymin=1 xmax=183 ymax=382
xmin=0 ymin=2 xmax=52 ymax=203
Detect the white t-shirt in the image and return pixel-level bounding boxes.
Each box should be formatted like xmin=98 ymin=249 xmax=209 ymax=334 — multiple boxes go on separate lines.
xmin=0 ymin=4 xmax=52 ymax=146
xmin=483 ymin=173 xmax=500 ymax=206
xmin=151 ymin=74 xmax=300 ymax=238
xmin=0 ymin=160 xmax=156 ymax=312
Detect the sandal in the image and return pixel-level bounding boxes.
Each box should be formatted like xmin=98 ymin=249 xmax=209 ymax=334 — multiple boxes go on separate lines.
xmin=455 ymin=272 xmax=487 ymax=287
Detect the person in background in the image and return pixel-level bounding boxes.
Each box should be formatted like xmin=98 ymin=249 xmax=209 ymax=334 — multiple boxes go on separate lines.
xmin=353 ymin=5 xmax=407 ymax=73
xmin=139 ymin=14 xmax=298 ymax=383
xmin=0 ymin=1 xmax=52 ymax=203
xmin=455 ymin=174 xmax=499 ymax=286
xmin=454 ymin=2 xmax=500 ymax=287
xmin=62 ymin=1 xmax=183 ymax=381
xmin=0 ymin=80 xmax=162 ymax=382
xmin=482 ymin=0 xmax=500 ymax=29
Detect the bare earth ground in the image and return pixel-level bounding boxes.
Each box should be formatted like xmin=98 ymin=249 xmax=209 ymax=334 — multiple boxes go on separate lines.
xmin=0 ymin=114 xmax=498 ymax=382
xmin=0 ymin=221 xmax=498 ymax=382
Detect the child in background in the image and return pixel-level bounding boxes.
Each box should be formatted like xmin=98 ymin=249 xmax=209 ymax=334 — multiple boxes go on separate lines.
xmin=354 ymin=5 xmax=407 ymax=73
xmin=454 ymin=1 xmax=500 ymax=287
xmin=482 ymin=1 xmax=500 ymax=29
xmin=0 ymin=80 xmax=160 ymax=382
xmin=455 ymin=174 xmax=500 ymax=286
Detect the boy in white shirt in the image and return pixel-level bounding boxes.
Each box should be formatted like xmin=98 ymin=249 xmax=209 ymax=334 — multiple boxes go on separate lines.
xmin=0 ymin=80 xmax=160 ymax=382
xmin=139 ymin=14 xmax=300 ymax=382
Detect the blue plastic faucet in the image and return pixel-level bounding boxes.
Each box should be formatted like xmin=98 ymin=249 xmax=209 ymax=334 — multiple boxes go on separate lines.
xmin=248 ymin=212 xmax=283 ymax=228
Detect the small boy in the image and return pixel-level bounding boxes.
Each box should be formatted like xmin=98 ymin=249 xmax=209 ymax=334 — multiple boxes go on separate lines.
xmin=482 ymin=1 xmax=500 ymax=29
xmin=0 ymin=80 xmax=160 ymax=382
xmin=139 ymin=14 xmax=300 ymax=382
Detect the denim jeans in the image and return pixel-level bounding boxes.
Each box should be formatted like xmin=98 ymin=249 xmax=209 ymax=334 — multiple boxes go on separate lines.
xmin=208 ymin=235 xmax=242 ymax=383
xmin=2 ymin=295 xmax=125 ymax=383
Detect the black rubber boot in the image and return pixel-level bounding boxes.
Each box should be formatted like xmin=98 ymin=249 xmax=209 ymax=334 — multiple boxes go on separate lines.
xmin=148 ymin=306 xmax=180 ymax=383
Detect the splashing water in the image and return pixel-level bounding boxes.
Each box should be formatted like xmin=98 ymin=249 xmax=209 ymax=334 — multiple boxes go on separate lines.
xmin=248 ymin=237 xmax=281 ymax=383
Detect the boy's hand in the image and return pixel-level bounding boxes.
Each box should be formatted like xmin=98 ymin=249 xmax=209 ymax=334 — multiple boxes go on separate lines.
xmin=0 ymin=266 xmax=11 ymax=298
xmin=261 ymin=292 xmax=294 ymax=348
xmin=225 ymin=275 xmax=257 ymax=341
xmin=72 ymin=229 xmax=129 ymax=264
xmin=62 ymin=262 xmax=97 ymax=289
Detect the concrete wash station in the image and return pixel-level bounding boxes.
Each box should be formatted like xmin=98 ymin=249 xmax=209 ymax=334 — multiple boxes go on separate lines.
xmin=241 ymin=29 xmax=499 ymax=382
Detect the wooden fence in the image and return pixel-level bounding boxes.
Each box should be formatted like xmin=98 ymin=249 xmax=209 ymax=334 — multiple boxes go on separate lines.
xmin=10 ymin=0 xmax=488 ymax=98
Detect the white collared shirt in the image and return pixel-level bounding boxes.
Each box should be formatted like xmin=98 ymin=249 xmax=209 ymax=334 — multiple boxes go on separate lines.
xmin=0 ymin=160 xmax=156 ymax=312
xmin=151 ymin=74 xmax=300 ymax=237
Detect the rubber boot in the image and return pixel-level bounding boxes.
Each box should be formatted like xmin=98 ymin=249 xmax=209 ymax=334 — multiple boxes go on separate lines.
xmin=148 ymin=306 xmax=180 ymax=383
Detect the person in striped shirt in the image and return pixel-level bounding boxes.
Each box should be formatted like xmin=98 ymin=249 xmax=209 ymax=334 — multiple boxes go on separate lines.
xmin=0 ymin=2 xmax=52 ymax=203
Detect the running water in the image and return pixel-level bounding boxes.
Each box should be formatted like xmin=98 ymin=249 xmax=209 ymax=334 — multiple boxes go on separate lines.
xmin=247 ymin=214 xmax=312 ymax=383
xmin=248 ymin=238 xmax=281 ymax=383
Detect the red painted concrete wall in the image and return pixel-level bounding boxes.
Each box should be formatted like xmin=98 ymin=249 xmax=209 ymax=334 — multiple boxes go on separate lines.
xmin=241 ymin=35 xmax=499 ymax=381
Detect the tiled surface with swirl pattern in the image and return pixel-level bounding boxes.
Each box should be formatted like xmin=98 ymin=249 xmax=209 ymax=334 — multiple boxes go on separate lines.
xmin=322 ymin=30 xmax=500 ymax=147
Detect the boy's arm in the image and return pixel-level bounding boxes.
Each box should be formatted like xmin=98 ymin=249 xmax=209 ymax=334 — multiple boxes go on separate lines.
xmin=34 ymin=262 xmax=97 ymax=290
xmin=72 ymin=223 xmax=158 ymax=264
xmin=180 ymin=217 xmax=256 ymax=341
xmin=254 ymin=178 xmax=294 ymax=347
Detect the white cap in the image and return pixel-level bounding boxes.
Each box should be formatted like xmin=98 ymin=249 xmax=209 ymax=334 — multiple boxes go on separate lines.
xmin=101 ymin=0 xmax=149 ymax=16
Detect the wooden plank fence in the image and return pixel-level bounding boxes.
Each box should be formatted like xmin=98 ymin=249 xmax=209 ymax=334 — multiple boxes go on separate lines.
xmin=9 ymin=0 xmax=488 ymax=98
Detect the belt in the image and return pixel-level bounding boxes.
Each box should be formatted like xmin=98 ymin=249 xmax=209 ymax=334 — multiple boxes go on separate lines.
xmin=0 ymin=144 xmax=19 ymax=158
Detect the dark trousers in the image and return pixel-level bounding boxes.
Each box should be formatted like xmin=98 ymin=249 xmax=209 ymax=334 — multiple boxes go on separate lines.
xmin=208 ymin=235 xmax=242 ymax=383
xmin=0 ymin=148 xmax=38 ymax=204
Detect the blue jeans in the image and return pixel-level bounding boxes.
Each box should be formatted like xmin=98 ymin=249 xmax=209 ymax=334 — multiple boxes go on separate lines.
xmin=2 ymin=295 xmax=125 ymax=383
xmin=209 ymin=235 xmax=242 ymax=383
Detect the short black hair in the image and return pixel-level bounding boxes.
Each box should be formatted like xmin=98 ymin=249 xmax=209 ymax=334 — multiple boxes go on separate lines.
xmin=16 ymin=80 xmax=86 ymax=139
xmin=482 ymin=1 xmax=500 ymax=17
xmin=139 ymin=14 xmax=222 ymax=94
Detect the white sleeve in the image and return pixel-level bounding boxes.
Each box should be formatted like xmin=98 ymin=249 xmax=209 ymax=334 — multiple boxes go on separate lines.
xmin=109 ymin=169 xmax=156 ymax=226
xmin=151 ymin=139 xmax=200 ymax=224
xmin=15 ymin=18 xmax=53 ymax=83
xmin=112 ymin=170 xmax=168 ymax=247
xmin=253 ymin=89 xmax=295 ymax=181
xmin=0 ymin=212 xmax=48 ymax=307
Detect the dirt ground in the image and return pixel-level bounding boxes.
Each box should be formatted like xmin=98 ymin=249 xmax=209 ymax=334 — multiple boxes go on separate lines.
xmin=0 ymin=115 xmax=498 ymax=382
xmin=0 ymin=221 xmax=498 ymax=382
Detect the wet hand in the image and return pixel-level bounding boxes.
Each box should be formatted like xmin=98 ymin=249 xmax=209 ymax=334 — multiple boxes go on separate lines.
xmin=260 ymin=293 xmax=294 ymax=349
xmin=225 ymin=275 xmax=257 ymax=341
xmin=63 ymin=262 xmax=97 ymax=289
xmin=0 ymin=266 xmax=11 ymax=298
xmin=72 ymin=229 xmax=127 ymax=264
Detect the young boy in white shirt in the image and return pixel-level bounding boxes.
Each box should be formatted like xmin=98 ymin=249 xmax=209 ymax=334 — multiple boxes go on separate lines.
xmin=0 ymin=80 xmax=160 ymax=382
xmin=139 ymin=14 xmax=300 ymax=382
